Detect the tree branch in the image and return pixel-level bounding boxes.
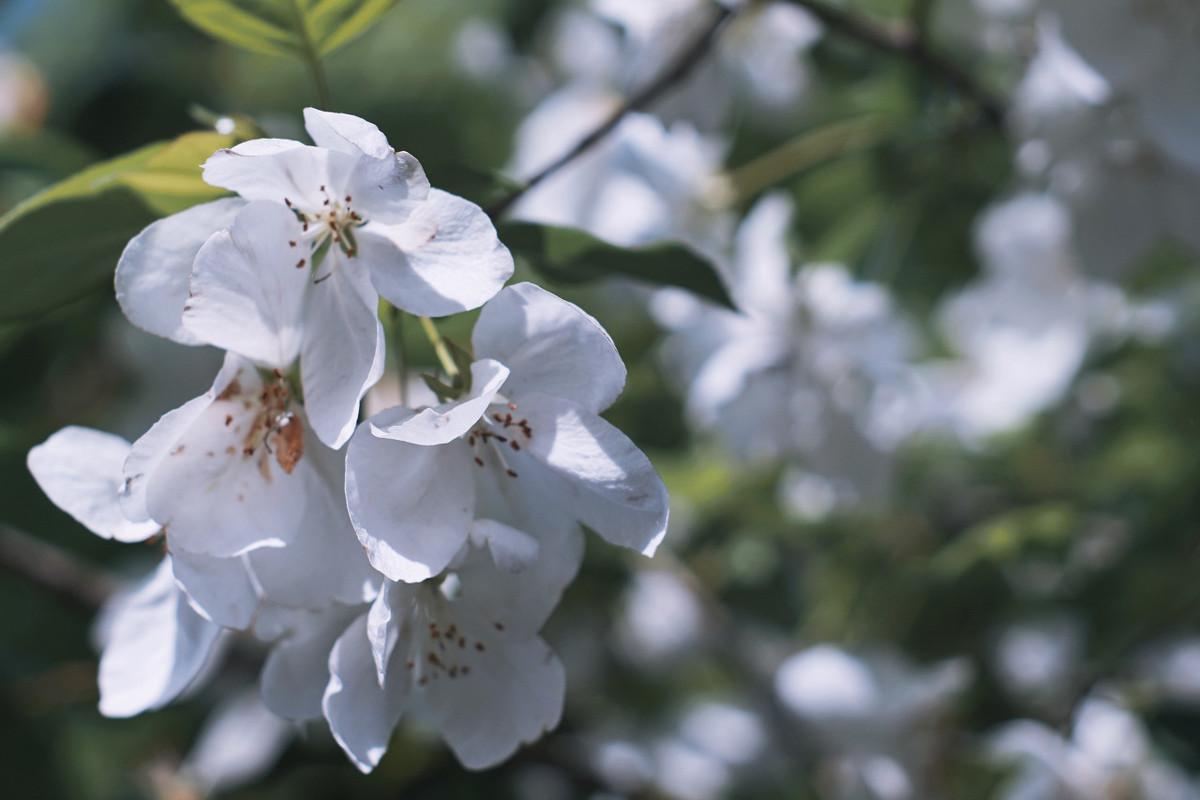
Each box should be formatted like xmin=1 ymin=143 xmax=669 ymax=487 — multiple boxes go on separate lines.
xmin=782 ymin=0 xmax=1005 ymax=127
xmin=0 ymin=524 xmax=114 ymax=613
xmin=486 ymin=4 xmax=736 ymax=219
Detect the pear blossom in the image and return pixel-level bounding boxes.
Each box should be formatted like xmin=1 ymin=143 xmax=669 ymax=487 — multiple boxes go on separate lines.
xmin=345 ymin=282 xmax=669 ymax=583
xmin=115 ymin=108 xmax=513 ymax=447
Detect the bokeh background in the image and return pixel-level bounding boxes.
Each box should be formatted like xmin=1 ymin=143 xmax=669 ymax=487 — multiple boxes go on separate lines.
xmin=3 ymin=0 xmax=1200 ymax=798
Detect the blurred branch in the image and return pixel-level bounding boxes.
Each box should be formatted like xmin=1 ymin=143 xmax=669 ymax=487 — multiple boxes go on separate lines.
xmin=781 ymin=0 xmax=1006 ymax=127
xmin=287 ymin=0 xmax=333 ymax=108
xmin=486 ymin=4 xmax=736 ymax=219
xmin=0 ymin=524 xmax=113 ymax=613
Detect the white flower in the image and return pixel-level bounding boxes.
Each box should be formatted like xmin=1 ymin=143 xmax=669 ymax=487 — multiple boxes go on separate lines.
xmin=115 ymin=108 xmax=513 ymax=447
xmin=656 ymin=193 xmax=918 ymax=505
xmin=345 ymin=282 xmax=669 ymax=583
xmin=509 ymin=87 xmax=731 ymax=254
xmin=259 ymin=530 xmax=571 ymax=772
xmin=989 ymin=695 xmax=1200 ymax=800
xmin=1051 ymin=0 xmax=1200 ymax=173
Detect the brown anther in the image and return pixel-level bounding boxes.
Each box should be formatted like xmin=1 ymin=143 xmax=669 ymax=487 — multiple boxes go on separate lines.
xmin=225 ymin=446 xmax=236 ymax=455
xmin=288 ymin=240 xmax=296 ymax=247
xmin=284 ymin=197 xmax=292 ymax=207
xmin=510 ymin=441 xmax=521 ymax=451
xmin=475 ymin=642 xmax=485 ymax=652
xmin=344 ymin=195 xmax=352 ymax=202
xmin=474 ymin=456 xmax=485 ymax=467
xmin=493 ymin=622 xmax=505 ymax=631
xmin=458 ymin=637 xmax=465 ymax=648
xmin=296 ymin=258 xmax=306 ymax=268
xmin=242 ymin=447 xmax=254 ymax=457
xmin=506 ymin=469 xmax=518 ymax=478
xmin=461 ymin=666 xmax=470 ymax=675
xmin=224 ymin=414 xmax=233 ymax=426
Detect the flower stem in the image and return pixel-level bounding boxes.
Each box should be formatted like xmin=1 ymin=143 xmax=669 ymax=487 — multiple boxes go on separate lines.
xmin=419 ymin=316 xmax=459 ymax=379
xmin=386 ymin=303 xmax=408 ymax=406
xmin=288 ymin=0 xmax=333 ymax=109
xmin=713 ymin=115 xmax=889 ymax=206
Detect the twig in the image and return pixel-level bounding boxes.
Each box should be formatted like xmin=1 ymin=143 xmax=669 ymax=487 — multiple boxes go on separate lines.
xmin=288 ymin=0 xmax=333 ymax=109
xmin=486 ymin=5 xmax=736 ymax=219
xmin=0 ymin=524 xmax=114 ymax=613
xmin=781 ymin=0 xmax=1005 ymax=127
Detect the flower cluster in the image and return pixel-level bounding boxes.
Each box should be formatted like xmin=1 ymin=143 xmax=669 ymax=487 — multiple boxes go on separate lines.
xmin=27 ymin=108 xmax=669 ymax=772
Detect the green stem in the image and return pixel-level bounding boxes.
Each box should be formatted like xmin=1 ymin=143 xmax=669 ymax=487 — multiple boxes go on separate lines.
xmin=288 ymin=0 xmax=333 ymax=108
xmin=419 ymin=316 xmax=459 ymax=379
xmin=716 ymin=116 xmax=889 ymax=205
xmin=386 ymin=304 xmax=408 ymax=406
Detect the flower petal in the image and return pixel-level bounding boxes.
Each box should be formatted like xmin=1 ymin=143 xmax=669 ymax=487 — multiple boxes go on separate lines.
xmin=323 ymin=613 xmax=412 ymax=773
xmin=468 ymin=519 xmax=539 ymax=573
xmin=300 ymin=252 xmax=386 ymax=449
xmin=98 ymin=558 xmax=223 ymax=718
xmin=171 ymin=549 xmax=259 ymax=630
xmin=115 ymin=197 xmax=245 ymax=345
xmin=183 ymin=201 xmax=309 ymax=369
xmin=122 ymin=353 xmax=245 ymax=524
xmin=517 ymin=392 xmax=669 ymax=556
xmin=473 ymin=283 xmax=626 ymax=413
xmin=260 ymin=606 xmax=360 ymax=721
xmin=202 ymin=141 xmax=346 ymax=204
xmin=345 ymin=416 xmax=476 ymax=582
xmin=369 ymin=359 xmax=508 ymax=446
xmin=418 ymin=628 xmax=564 ymax=770
xmin=303 ymin=108 xmax=393 ymax=160
xmin=248 ymin=437 xmax=379 ymax=609
xmin=28 ymin=427 xmax=159 ymax=542
xmin=140 ymin=362 xmax=309 ymax=558
xmin=366 ymin=190 xmax=513 ymax=316
xmin=367 ymin=581 xmax=418 ymax=686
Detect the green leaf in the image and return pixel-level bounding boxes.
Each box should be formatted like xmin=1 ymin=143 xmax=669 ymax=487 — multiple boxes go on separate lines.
xmin=0 ymin=131 xmax=233 ymax=322
xmin=499 ymin=221 xmax=735 ymax=310
xmin=167 ymin=0 xmax=399 ymax=57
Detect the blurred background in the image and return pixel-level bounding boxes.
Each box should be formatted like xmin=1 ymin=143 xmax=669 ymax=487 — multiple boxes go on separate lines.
xmin=3 ymin=0 xmax=1200 ymax=797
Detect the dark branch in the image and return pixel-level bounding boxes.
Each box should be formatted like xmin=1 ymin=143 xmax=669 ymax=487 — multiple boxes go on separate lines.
xmin=0 ymin=524 xmax=114 ymax=613
xmin=782 ymin=0 xmax=1006 ymax=127
xmin=486 ymin=5 xmax=736 ymax=219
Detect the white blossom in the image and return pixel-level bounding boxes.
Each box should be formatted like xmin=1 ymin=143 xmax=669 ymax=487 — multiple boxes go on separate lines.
xmin=345 ymin=282 xmax=669 ymax=583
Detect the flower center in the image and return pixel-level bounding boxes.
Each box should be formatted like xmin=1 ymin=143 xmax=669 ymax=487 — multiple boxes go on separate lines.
xmin=283 ymin=185 xmax=366 ymax=283
xmin=218 ymin=370 xmax=304 ymax=477
xmin=466 ymin=402 xmax=534 ymax=478
xmin=404 ymin=583 xmax=509 ymax=687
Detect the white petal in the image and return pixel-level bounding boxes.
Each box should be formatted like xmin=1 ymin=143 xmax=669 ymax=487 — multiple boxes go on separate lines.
xmin=419 ymin=629 xmax=564 ymax=770
xmin=171 ymin=549 xmax=259 ymax=630
xmin=367 ymin=581 xmax=417 ymax=686
xmin=122 ymin=353 xmax=245 ymax=523
xmin=300 ymin=251 xmax=385 ymax=448
xmin=28 ymin=427 xmax=159 ymax=542
xmin=181 ymin=688 xmax=292 ymax=795
xmin=183 ymin=201 xmax=308 ymax=368
xmin=323 ymin=613 xmax=412 ymax=773
xmin=369 ymin=359 xmax=508 ymax=446
xmin=303 ymin=108 xmax=393 ymax=160
xmin=142 ymin=363 xmax=309 ymax=558
xmin=345 ymin=417 xmax=476 ymax=582
xmin=518 ymin=393 xmax=669 ymax=556
xmin=366 ymin=190 xmax=513 ymax=316
xmin=115 ymin=198 xmax=246 ymax=345
xmin=473 ymin=282 xmax=626 ymax=413
xmin=470 ymin=467 xmax=585 ymax=635
xmin=260 ymin=606 xmax=359 ymax=721
xmin=468 ymin=519 xmax=539 ymax=573
xmin=202 ymin=141 xmax=347 ymax=204
xmin=248 ymin=440 xmax=379 ymax=609
xmin=98 ymin=558 xmax=223 ymax=718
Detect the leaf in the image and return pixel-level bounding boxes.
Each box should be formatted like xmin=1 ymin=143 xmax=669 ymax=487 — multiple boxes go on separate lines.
xmin=499 ymin=221 xmax=735 ymax=310
xmin=0 ymin=131 xmax=233 ymax=322
xmin=167 ymin=0 xmax=398 ymax=58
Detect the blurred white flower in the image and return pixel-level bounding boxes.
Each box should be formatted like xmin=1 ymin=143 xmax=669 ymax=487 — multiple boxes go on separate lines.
xmin=656 ymin=192 xmax=920 ymax=506
xmin=989 ymin=694 xmax=1200 ymax=799
xmin=615 ymin=569 xmax=704 ymax=665
xmin=775 ymin=644 xmax=972 ymax=799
